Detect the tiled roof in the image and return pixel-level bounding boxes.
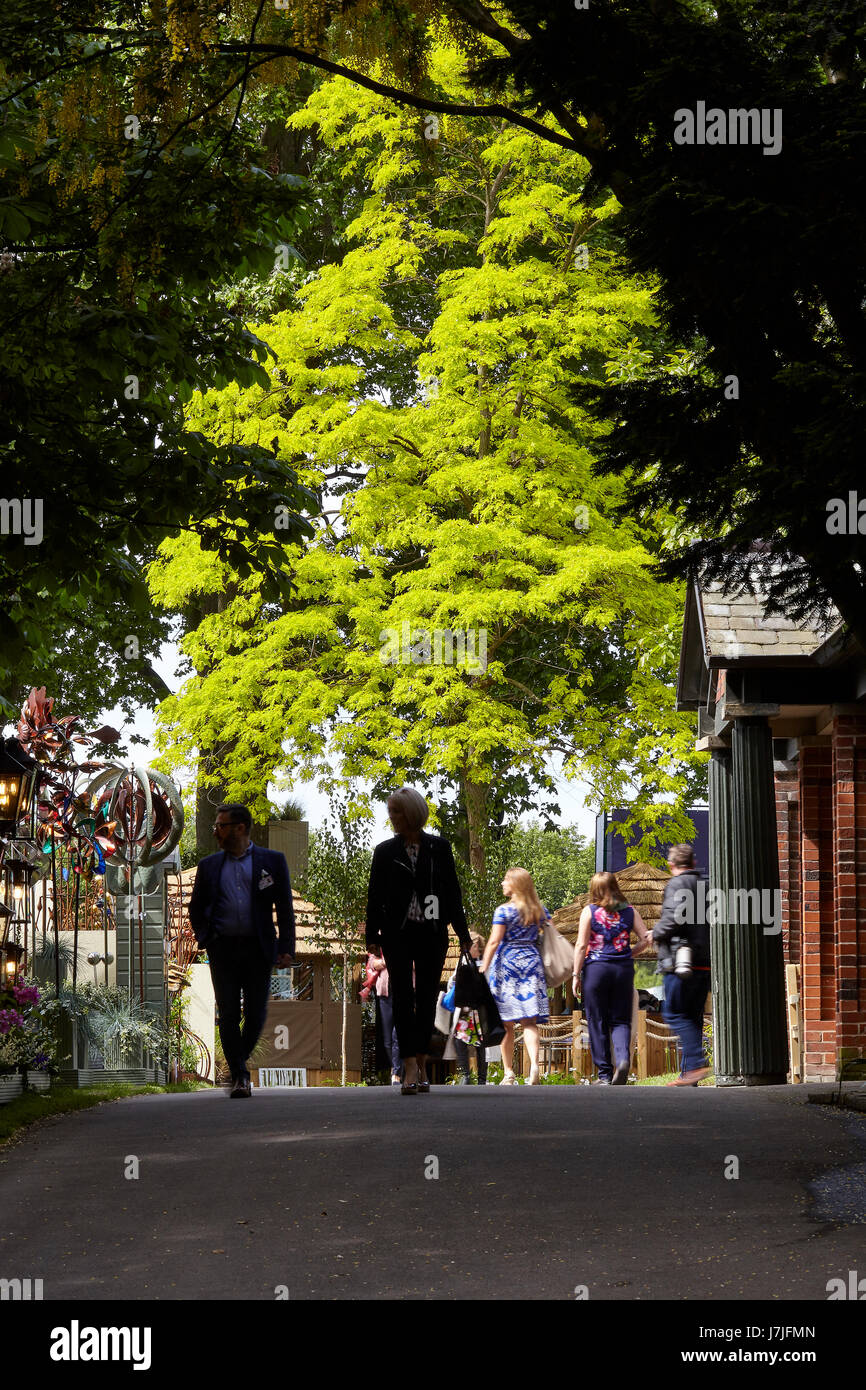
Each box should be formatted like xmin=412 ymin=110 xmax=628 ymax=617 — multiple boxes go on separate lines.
xmin=697 ymin=573 xmax=837 ymax=664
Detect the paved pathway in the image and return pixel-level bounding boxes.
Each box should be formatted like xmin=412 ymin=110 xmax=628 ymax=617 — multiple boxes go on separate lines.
xmin=2 ymin=1085 xmax=864 ymax=1300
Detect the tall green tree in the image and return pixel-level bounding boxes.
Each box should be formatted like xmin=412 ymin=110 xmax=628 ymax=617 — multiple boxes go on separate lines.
xmin=244 ymin=0 xmax=866 ymax=645
xmin=151 ymin=49 xmax=705 ymax=872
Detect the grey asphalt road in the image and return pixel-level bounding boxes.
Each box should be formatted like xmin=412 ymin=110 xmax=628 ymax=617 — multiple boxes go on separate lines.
xmin=1 ymin=1084 xmax=864 ymax=1301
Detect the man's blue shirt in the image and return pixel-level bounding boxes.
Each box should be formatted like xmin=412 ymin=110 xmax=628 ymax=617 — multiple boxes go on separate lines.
xmin=211 ymin=842 xmax=255 ymax=936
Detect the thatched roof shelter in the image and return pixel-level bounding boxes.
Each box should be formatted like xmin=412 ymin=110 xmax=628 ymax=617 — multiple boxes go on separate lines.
xmin=552 ymin=861 xmax=670 ymax=951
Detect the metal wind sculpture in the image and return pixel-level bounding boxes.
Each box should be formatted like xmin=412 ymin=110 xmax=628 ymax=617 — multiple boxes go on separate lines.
xmin=82 ymin=763 xmax=183 ymax=1005
xmin=15 ymin=688 xmax=183 ymax=1001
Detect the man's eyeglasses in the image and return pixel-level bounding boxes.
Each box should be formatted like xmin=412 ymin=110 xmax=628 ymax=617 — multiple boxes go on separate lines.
xmin=212 ymin=820 xmax=241 ymax=831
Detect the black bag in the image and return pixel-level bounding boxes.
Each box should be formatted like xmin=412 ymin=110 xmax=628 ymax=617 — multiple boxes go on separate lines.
xmin=453 ymin=952 xmax=506 ymax=1046
xmin=474 ymin=993 xmax=506 ymax=1048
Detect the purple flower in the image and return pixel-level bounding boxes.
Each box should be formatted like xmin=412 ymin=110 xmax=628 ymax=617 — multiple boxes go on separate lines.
xmin=0 ymin=1009 xmax=25 ymax=1035
xmin=13 ymin=983 xmax=40 ymax=1007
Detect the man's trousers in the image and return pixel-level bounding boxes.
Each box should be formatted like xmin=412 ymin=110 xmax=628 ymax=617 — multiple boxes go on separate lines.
xmin=207 ymin=935 xmax=273 ymax=1081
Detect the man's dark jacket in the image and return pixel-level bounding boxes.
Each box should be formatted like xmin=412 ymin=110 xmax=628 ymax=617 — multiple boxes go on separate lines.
xmin=188 ymin=845 xmax=295 ymax=963
xmin=365 ymin=832 xmax=472 ymax=952
xmin=652 ymin=869 xmax=710 ymax=973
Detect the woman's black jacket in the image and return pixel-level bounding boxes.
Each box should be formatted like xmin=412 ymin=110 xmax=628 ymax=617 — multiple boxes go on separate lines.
xmin=365 ymin=832 xmax=472 ymax=952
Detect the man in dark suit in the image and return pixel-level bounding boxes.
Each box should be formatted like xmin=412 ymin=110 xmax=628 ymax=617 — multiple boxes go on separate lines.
xmin=189 ymin=803 xmax=295 ymax=1098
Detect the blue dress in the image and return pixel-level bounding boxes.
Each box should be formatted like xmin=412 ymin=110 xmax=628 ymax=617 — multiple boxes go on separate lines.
xmin=487 ymin=903 xmax=550 ymax=1022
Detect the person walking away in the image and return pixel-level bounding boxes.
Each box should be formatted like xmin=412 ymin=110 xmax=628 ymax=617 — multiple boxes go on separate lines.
xmin=653 ymin=844 xmax=711 ymax=1086
xmin=481 ymin=868 xmax=550 ymax=1085
xmin=189 ymin=804 xmax=295 ymax=1098
xmin=365 ymin=786 xmax=472 ymax=1095
xmin=573 ymin=872 xmax=651 ymax=1085
xmin=367 ymin=950 xmax=402 ymax=1085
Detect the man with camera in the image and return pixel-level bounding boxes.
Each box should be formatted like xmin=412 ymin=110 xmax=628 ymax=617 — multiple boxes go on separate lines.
xmin=653 ymin=843 xmax=711 ymax=1086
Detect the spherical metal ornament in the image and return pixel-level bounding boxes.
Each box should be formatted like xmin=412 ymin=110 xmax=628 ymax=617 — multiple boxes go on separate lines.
xmin=82 ymin=766 xmax=184 ymax=870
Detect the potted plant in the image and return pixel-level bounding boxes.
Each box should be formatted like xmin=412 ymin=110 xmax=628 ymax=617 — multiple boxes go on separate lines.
xmin=0 ymin=987 xmax=30 ymax=1102
xmin=0 ymin=978 xmax=58 ymax=1096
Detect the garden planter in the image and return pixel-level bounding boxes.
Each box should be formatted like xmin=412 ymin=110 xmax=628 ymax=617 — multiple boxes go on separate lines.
xmin=25 ymin=1070 xmax=51 ymax=1092
xmin=0 ymin=1073 xmax=24 ymax=1104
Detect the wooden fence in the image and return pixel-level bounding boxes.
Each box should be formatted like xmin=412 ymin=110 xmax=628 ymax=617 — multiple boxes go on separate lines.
xmin=509 ymin=1007 xmax=680 ymax=1081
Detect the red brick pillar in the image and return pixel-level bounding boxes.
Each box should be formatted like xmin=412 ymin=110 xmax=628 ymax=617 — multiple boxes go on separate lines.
xmin=798 ymin=740 xmax=835 ymax=1080
xmin=775 ymin=769 xmax=800 ymax=965
xmin=832 ymin=712 xmax=866 ymax=1065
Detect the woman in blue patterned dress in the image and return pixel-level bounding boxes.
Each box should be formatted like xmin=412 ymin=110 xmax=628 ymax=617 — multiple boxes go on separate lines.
xmin=481 ymin=867 xmax=550 ymax=1085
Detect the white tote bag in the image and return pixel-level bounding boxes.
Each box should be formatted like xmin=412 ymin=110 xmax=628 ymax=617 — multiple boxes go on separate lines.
xmin=539 ymin=922 xmax=573 ymax=987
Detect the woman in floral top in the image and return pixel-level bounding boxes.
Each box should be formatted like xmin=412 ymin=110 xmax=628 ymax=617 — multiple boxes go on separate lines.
xmin=573 ymin=872 xmax=652 ymax=1085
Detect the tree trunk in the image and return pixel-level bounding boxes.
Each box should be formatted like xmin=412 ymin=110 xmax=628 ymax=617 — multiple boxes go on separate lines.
xmin=342 ymin=948 xmax=348 ymax=1087
xmin=187 ymin=589 xmax=271 ymax=854
xmin=186 ymin=593 xmax=230 ymax=859
xmin=463 ymin=776 xmax=488 ymax=878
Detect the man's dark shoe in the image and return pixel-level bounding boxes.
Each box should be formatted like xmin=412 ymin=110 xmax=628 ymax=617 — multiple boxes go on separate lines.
xmin=611 ymin=1061 xmax=630 ymax=1086
xmin=230 ymin=1078 xmax=252 ymax=1098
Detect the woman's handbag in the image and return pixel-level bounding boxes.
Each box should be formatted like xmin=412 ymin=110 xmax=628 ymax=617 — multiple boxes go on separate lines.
xmin=539 ymin=921 xmax=573 ymax=987
xmin=475 ymin=991 xmax=506 ymax=1048
xmin=453 ymin=952 xmax=486 ymax=1008
xmin=453 ymin=952 xmax=506 ymax=1046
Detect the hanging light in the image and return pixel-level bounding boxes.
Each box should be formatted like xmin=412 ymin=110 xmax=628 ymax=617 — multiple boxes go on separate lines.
xmin=0 ymin=739 xmax=39 ymax=837
xmin=0 ymin=903 xmax=17 ymax=977
xmin=9 ymin=860 xmax=30 ymax=901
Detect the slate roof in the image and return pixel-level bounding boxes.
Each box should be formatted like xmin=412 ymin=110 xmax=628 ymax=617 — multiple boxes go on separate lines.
xmin=677 ymin=568 xmax=842 ymax=709
xmin=696 ymin=576 xmax=837 ymax=663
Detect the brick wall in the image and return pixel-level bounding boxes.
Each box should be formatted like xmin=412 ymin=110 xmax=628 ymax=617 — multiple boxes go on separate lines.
xmin=832 ymin=714 xmax=866 ymax=1062
xmin=775 ymin=769 xmax=800 ymax=965
xmin=798 ymin=742 xmax=836 ymax=1080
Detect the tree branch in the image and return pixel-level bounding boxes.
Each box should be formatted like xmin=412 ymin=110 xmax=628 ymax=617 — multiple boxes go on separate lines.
xmin=215 ymin=42 xmax=587 ymax=156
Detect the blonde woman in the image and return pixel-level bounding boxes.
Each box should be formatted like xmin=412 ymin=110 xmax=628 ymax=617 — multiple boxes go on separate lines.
xmin=366 ymin=787 xmax=472 ymax=1095
xmin=573 ymin=872 xmax=652 ymax=1085
xmin=481 ymin=868 xmax=550 ymax=1086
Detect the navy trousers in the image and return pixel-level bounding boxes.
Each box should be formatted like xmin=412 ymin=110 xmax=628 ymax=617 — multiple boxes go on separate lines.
xmin=377 ymin=992 xmax=402 ymax=1075
xmin=454 ymin=1037 xmax=488 ymax=1084
xmin=207 ymin=935 xmax=273 ymax=1082
xmin=663 ymin=970 xmax=710 ymax=1074
xmin=582 ymin=958 xmax=634 ymax=1081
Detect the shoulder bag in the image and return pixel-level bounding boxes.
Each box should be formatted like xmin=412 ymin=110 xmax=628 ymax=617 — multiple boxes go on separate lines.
xmin=539 ymin=919 xmax=573 ymax=987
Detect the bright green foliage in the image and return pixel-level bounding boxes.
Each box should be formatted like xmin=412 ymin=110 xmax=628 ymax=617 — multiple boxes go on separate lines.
xmin=505 ymin=823 xmax=596 ymax=914
xmin=152 ymin=49 xmax=706 ymax=867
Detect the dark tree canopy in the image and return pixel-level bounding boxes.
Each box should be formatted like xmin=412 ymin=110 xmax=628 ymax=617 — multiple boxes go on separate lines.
xmin=0 ymin=0 xmax=317 ymax=711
